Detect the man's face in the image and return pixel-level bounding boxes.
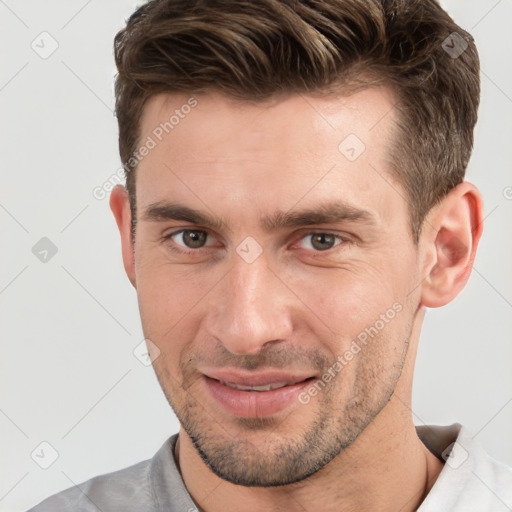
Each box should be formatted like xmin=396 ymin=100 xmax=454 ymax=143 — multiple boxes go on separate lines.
xmin=131 ymin=88 xmax=423 ymax=486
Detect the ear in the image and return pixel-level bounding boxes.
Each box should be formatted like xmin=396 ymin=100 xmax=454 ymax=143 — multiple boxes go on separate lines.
xmin=420 ymin=181 xmax=483 ymax=308
xmin=110 ymin=185 xmax=136 ymax=288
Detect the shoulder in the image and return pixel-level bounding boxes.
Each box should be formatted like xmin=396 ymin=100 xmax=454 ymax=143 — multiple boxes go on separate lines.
xmin=27 ymin=459 xmax=153 ymax=512
xmin=460 ymin=430 xmax=512 ymax=509
xmin=26 ymin=436 xmax=181 ymax=512
xmin=419 ymin=424 xmax=512 ymax=511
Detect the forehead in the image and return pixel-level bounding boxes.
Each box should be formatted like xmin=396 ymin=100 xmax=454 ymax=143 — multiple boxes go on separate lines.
xmin=135 ymin=87 xmax=404 ymax=230
xmin=139 ymin=87 xmax=396 ymax=155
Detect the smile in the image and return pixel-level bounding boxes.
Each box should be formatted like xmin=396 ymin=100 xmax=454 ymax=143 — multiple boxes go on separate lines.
xmin=201 ymin=370 xmax=315 ymax=418
xmin=219 ymin=380 xmax=291 ymax=392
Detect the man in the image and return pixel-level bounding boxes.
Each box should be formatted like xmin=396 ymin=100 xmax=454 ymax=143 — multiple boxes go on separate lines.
xmin=29 ymin=0 xmax=512 ymax=510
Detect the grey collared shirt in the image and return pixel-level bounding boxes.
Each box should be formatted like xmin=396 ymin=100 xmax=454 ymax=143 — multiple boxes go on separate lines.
xmin=27 ymin=424 xmax=512 ymax=511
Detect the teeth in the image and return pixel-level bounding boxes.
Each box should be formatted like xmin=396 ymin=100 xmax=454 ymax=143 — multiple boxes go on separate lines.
xmin=221 ymin=381 xmax=289 ymax=391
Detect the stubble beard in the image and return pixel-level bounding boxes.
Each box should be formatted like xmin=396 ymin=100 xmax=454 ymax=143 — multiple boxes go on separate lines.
xmin=153 ymin=324 xmax=412 ymax=487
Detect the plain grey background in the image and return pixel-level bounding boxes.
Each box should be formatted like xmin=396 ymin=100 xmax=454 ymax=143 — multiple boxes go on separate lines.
xmin=1 ymin=1 xmax=511 ymax=510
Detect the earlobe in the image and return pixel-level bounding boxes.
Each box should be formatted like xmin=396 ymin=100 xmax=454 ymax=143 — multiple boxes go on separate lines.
xmin=420 ymin=182 xmax=483 ymax=308
xmin=110 ymin=185 xmax=137 ymax=288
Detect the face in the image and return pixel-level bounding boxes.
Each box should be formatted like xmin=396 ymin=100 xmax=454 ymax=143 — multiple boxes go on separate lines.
xmin=130 ymin=89 xmax=423 ymax=486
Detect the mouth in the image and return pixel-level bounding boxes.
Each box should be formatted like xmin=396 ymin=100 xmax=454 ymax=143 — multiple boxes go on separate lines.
xmin=201 ymin=370 xmax=316 ymax=418
xmin=219 ymin=380 xmax=294 ymax=392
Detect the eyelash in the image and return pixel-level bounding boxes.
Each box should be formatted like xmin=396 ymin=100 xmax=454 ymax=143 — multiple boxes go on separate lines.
xmin=162 ymin=229 xmax=350 ymax=255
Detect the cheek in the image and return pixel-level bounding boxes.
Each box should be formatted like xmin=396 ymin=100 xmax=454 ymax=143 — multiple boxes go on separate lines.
xmin=135 ymin=259 xmax=201 ymax=340
xmin=134 ymin=257 xmax=229 ymax=380
xmin=285 ymin=260 xmax=404 ymax=340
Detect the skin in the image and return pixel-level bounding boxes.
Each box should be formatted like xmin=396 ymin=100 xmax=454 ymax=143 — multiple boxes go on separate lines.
xmin=110 ymin=87 xmax=483 ymax=512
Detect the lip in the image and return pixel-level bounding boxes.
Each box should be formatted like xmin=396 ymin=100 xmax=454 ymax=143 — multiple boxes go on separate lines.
xmin=203 ymin=369 xmax=313 ymax=387
xmin=201 ymin=369 xmax=315 ymax=418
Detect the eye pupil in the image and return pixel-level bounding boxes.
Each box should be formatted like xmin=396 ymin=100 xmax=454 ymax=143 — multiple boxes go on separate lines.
xmin=183 ymin=230 xmax=207 ymax=248
xmin=311 ymin=233 xmax=335 ymax=251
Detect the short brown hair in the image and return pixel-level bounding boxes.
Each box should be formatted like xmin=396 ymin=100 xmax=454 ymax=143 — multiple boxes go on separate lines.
xmin=114 ymin=0 xmax=480 ymax=242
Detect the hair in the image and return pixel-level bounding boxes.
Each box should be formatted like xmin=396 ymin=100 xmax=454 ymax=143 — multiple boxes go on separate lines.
xmin=114 ymin=0 xmax=480 ymax=243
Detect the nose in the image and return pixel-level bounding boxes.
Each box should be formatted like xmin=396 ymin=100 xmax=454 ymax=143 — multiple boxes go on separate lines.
xmin=207 ymin=252 xmax=293 ymax=355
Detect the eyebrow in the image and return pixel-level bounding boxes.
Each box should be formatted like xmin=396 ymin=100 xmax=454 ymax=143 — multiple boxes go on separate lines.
xmin=142 ymin=200 xmax=377 ymax=232
xmin=262 ymin=202 xmax=377 ymax=230
xmin=142 ymin=202 xmax=228 ymax=231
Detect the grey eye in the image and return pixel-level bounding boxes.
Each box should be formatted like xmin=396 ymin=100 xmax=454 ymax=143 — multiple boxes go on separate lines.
xmin=309 ymin=233 xmax=337 ymax=251
xmin=298 ymin=233 xmax=342 ymax=251
xmin=174 ymin=230 xmax=208 ymax=248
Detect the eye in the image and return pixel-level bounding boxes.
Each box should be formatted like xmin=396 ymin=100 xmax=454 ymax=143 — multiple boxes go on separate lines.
xmin=169 ymin=229 xmax=211 ymax=249
xmin=298 ymin=232 xmax=344 ymax=251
